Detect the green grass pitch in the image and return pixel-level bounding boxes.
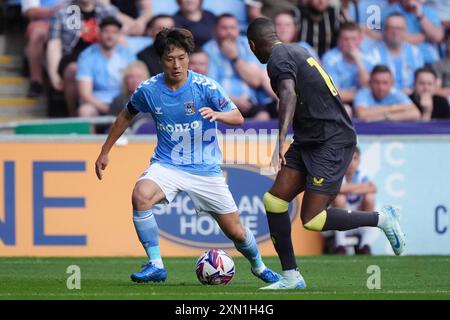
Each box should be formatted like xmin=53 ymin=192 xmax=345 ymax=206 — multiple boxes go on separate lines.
xmin=0 ymin=256 xmax=449 ymax=300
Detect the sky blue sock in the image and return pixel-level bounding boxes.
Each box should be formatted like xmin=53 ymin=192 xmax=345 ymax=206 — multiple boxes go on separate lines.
xmin=234 ymin=227 xmax=265 ymax=273
xmin=133 ymin=209 xmax=163 ymax=267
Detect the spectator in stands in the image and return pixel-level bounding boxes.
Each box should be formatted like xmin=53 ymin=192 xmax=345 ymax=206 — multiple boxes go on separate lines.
xmin=173 ymin=0 xmax=216 ymax=48
xmin=383 ymin=0 xmax=444 ymax=64
xmin=410 ymin=67 xmax=450 ymax=120
xmin=100 ymin=0 xmax=153 ymax=35
xmin=322 ymin=22 xmax=373 ymax=105
xmin=188 ymin=48 xmax=209 ymax=75
xmin=432 ymin=30 xmax=450 ymax=100
xmin=47 ymin=0 xmax=119 ymax=116
xmin=203 ymin=14 xmax=269 ymax=119
xmin=330 ymin=147 xmax=379 ymax=255
xmin=22 ymin=0 xmax=65 ymax=97
xmin=297 ymin=0 xmax=345 ymax=58
xmin=76 ymin=17 xmax=136 ymax=118
xmin=137 ymin=14 xmax=175 ymax=76
xmin=354 ymin=65 xmax=421 ymax=121
xmin=370 ymin=13 xmax=424 ymax=93
xmin=245 ymin=0 xmax=299 ymax=21
xmin=109 ymin=60 xmax=149 ymax=119
xmin=273 ymin=10 xmax=318 ymax=59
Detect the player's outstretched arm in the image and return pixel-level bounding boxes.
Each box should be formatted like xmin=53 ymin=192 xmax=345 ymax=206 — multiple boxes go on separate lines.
xmin=199 ymin=107 xmax=244 ymax=126
xmin=95 ymin=109 xmax=135 ymax=180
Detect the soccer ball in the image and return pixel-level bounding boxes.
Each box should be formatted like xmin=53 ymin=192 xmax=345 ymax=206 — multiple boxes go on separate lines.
xmin=195 ymin=249 xmax=235 ymax=285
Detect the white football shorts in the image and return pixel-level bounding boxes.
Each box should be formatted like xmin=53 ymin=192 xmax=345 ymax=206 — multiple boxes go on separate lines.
xmin=137 ymin=162 xmax=238 ymax=215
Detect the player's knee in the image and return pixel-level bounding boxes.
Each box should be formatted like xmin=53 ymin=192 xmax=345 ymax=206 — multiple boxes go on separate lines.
xmin=263 ymin=192 xmax=289 ymax=214
xmin=302 ymin=210 xmax=327 ymax=232
xmin=131 ymin=187 xmax=153 ymax=210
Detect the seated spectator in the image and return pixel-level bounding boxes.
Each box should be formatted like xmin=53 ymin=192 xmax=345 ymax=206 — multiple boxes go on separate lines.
xmin=47 ymin=0 xmax=119 ymax=116
xmin=354 ymin=65 xmax=421 ymax=121
xmin=330 ymin=147 xmax=379 ymax=255
xmin=173 ymin=0 xmax=216 ymax=49
xmin=137 ymin=14 xmax=175 ymax=76
xmin=203 ymin=14 xmax=269 ymax=119
xmin=76 ymin=17 xmax=136 ymax=118
xmin=273 ymin=10 xmax=318 ymax=59
xmin=245 ymin=0 xmax=299 ymax=21
xmin=188 ymin=48 xmax=209 ymax=75
xmin=432 ymin=30 xmax=450 ymax=100
xmin=297 ymin=0 xmax=346 ymax=58
xmin=100 ymin=0 xmax=153 ymax=35
xmin=22 ymin=0 xmax=65 ymax=97
xmin=383 ymin=0 xmax=444 ymax=64
xmin=109 ymin=60 xmax=151 ymax=130
xmin=322 ymin=22 xmax=373 ymax=105
xmin=370 ymin=13 xmax=424 ymax=93
xmin=410 ymin=67 xmax=450 ymax=120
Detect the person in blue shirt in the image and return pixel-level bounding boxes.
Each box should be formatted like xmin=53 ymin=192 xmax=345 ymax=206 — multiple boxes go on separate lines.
xmin=95 ymin=27 xmax=282 ymax=284
xmin=382 ymin=0 xmax=444 ymax=64
xmin=203 ymin=14 xmax=268 ymax=118
xmin=354 ymin=65 xmax=421 ymax=121
xmin=322 ymin=22 xmax=373 ymax=105
xmin=369 ymin=13 xmax=424 ymax=93
xmin=76 ymin=17 xmax=137 ymax=118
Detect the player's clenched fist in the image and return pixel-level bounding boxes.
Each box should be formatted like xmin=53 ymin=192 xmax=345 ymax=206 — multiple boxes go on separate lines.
xmin=95 ymin=153 xmax=109 ymax=180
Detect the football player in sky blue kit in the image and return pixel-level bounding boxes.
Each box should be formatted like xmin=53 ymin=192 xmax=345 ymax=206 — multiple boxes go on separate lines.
xmin=95 ymin=27 xmax=281 ymax=284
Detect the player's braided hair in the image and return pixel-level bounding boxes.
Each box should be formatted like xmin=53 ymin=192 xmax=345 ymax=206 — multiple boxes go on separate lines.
xmin=154 ymin=27 xmax=195 ymax=58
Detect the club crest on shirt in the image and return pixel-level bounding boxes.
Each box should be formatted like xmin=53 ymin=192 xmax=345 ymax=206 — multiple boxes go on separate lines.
xmin=184 ymin=101 xmax=195 ymax=115
xmin=155 ymin=107 xmax=163 ymax=115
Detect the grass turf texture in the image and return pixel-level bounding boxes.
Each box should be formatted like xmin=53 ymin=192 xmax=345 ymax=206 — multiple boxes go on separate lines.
xmin=0 ymin=256 xmax=449 ymax=300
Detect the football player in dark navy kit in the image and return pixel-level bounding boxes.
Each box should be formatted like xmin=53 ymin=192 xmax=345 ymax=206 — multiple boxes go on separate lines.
xmin=247 ymin=17 xmax=406 ymax=290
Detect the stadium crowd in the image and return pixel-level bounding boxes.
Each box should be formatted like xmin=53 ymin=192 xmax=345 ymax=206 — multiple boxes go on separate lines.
xmin=14 ymin=0 xmax=450 ymax=121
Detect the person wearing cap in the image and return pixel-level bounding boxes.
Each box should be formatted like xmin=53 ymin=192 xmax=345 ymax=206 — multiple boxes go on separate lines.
xmin=76 ymin=17 xmax=137 ymax=118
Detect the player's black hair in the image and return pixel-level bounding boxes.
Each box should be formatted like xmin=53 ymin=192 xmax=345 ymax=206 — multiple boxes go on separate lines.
xmin=247 ymin=17 xmax=279 ymax=45
xmin=145 ymin=14 xmax=174 ymax=33
xmin=414 ymin=67 xmax=438 ymax=81
xmin=371 ymin=65 xmax=392 ymax=77
xmin=153 ymin=27 xmax=195 ymax=58
xmin=99 ymin=16 xmax=122 ymax=30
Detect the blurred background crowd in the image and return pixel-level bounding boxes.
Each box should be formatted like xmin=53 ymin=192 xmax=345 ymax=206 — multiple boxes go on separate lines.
xmin=1 ymin=0 xmax=450 ymax=127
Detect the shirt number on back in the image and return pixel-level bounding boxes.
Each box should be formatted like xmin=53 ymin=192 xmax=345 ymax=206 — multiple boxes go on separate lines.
xmin=306 ymin=57 xmax=338 ymax=96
